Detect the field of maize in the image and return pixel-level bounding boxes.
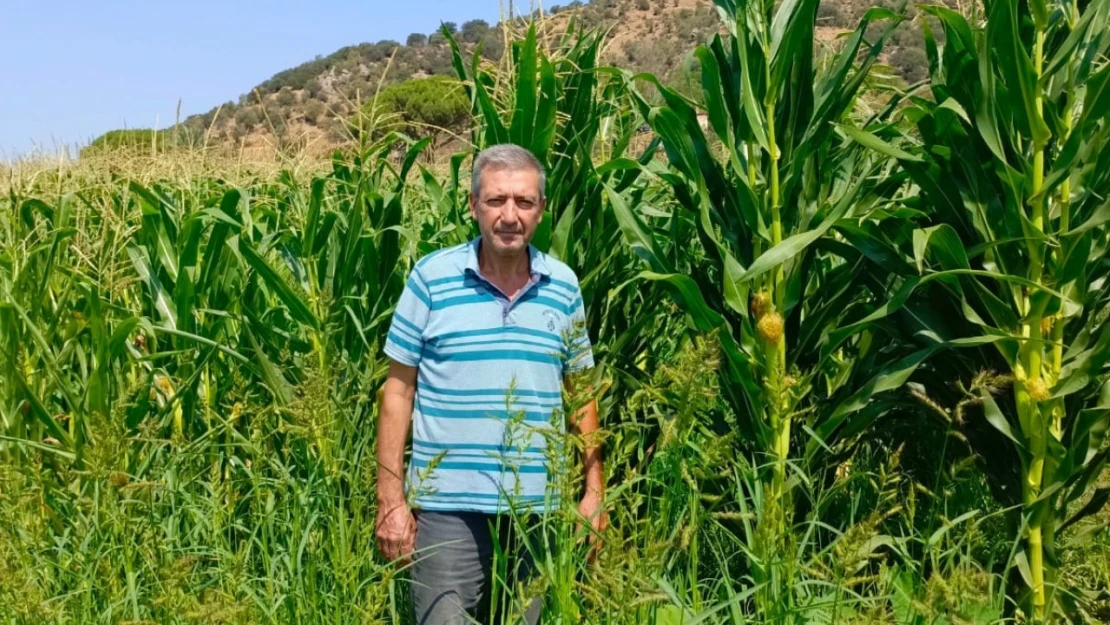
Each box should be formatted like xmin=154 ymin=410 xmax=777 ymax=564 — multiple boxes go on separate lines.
xmin=2 ymin=0 xmax=1110 ymax=623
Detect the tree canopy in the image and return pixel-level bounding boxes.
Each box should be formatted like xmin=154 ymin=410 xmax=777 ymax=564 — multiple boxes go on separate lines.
xmin=368 ymin=76 xmax=469 ymax=138
xmin=460 ymin=19 xmax=491 ymax=43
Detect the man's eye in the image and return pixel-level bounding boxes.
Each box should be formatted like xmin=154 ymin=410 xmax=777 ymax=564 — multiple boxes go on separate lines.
xmin=518 ymin=201 xmax=534 ymax=209
xmin=486 ymin=199 xmax=505 ymax=206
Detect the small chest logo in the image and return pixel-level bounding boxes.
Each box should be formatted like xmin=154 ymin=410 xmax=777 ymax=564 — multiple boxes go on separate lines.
xmin=542 ymin=310 xmax=559 ymax=332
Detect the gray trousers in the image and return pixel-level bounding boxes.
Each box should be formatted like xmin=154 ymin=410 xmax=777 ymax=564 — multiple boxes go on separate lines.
xmin=411 ymin=511 xmax=547 ymax=625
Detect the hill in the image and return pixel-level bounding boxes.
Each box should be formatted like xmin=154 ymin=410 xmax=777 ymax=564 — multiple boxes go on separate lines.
xmin=90 ymin=0 xmax=930 ymax=157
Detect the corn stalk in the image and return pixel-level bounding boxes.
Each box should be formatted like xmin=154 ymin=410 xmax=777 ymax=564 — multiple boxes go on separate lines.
xmin=608 ymin=0 xmax=926 ymax=615
xmin=844 ymin=0 xmax=1110 ymax=619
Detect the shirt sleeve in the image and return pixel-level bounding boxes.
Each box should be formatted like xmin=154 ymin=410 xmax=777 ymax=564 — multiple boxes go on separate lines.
xmin=384 ymin=268 xmax=432 ymax=367
xmin=564 ymin=281 xmax=595 ymax=374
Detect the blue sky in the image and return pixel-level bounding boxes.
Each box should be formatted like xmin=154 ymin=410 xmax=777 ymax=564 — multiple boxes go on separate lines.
xmin=0 ymin=0 xmax=505 ymax=158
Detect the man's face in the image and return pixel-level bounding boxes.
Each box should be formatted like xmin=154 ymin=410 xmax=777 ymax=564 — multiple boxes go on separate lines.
xmin=470 ymin=166 xmax=545 ymax=257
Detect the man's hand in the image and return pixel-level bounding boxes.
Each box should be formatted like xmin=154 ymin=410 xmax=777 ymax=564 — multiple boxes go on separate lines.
xmin=376 ymin=360 xmax=418 ymax=565
xmin=577 ymin=490 xmax=608 ymax=563
xmin=566 ymin=375 xmax=606 ymax=563
xmin=375 ymin=500 xmax=416 ymax=565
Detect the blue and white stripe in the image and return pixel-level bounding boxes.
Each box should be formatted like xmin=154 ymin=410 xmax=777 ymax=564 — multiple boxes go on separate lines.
xmin=383 ymin=237 xmax=593 ymax=514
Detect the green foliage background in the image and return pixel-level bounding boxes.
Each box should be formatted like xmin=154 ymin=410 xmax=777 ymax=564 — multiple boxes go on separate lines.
xmin=4 ymin=2 xmax=1110 ymax=625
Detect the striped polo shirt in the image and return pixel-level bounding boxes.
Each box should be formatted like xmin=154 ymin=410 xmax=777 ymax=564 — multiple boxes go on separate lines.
xmin=383 ymin=237 xmax=594 ymax=514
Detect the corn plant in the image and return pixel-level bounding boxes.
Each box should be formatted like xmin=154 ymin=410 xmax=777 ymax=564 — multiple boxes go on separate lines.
xmin=0 ymin=140 xmax=438 ymax=623
xmin=844 ymin=0 xmax=1110 ymax=618
xmin=607 ymin=0 xmax=930 ymax=615
xmin=1 ymin=135 xmax=428 ymax=462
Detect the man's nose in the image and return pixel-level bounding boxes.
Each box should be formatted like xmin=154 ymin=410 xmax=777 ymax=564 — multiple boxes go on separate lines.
xmin=499 ymin=200 xmax=520 ymax=222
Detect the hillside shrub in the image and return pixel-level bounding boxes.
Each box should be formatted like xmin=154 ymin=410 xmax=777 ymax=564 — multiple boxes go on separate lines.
xmin=234 ymin=107 xmax=262 ymax=128
xmin=817 ymin=2 xmax=847 ymax=25
xmin=302 ymin=100 xmax=327 ymax=125
xmin=82 ymin=129 xmax=170 ymax=156
xmin=890 ymin=46 xmax=927 ymax=83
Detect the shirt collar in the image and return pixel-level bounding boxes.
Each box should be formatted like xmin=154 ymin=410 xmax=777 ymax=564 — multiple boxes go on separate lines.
xmin=465 ymin=236 xmax=551 ymax=278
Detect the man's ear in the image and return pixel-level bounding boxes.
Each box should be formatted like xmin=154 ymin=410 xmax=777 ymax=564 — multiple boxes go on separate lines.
xmin=538 ymin=197 xmax=546 ymax=224
xmin=468 ymin=192 xmax=478 ymax=220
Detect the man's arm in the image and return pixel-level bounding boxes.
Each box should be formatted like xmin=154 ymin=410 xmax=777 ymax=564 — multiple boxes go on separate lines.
xmin=569 ymin=382 xmax=604 ymax=498
xmin=567 ymin=376 xmax=607 ymax=555
xmin=375 ymin=360 xmax=418 ymax=563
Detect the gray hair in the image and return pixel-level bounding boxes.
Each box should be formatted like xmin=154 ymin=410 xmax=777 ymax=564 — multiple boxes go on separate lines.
xmin=470 ymin=144 xmax=546 ymax=200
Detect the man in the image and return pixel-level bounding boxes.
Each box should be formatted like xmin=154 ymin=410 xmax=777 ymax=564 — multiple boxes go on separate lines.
xmin=375 ymin=144 xmax=606 ymax=625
